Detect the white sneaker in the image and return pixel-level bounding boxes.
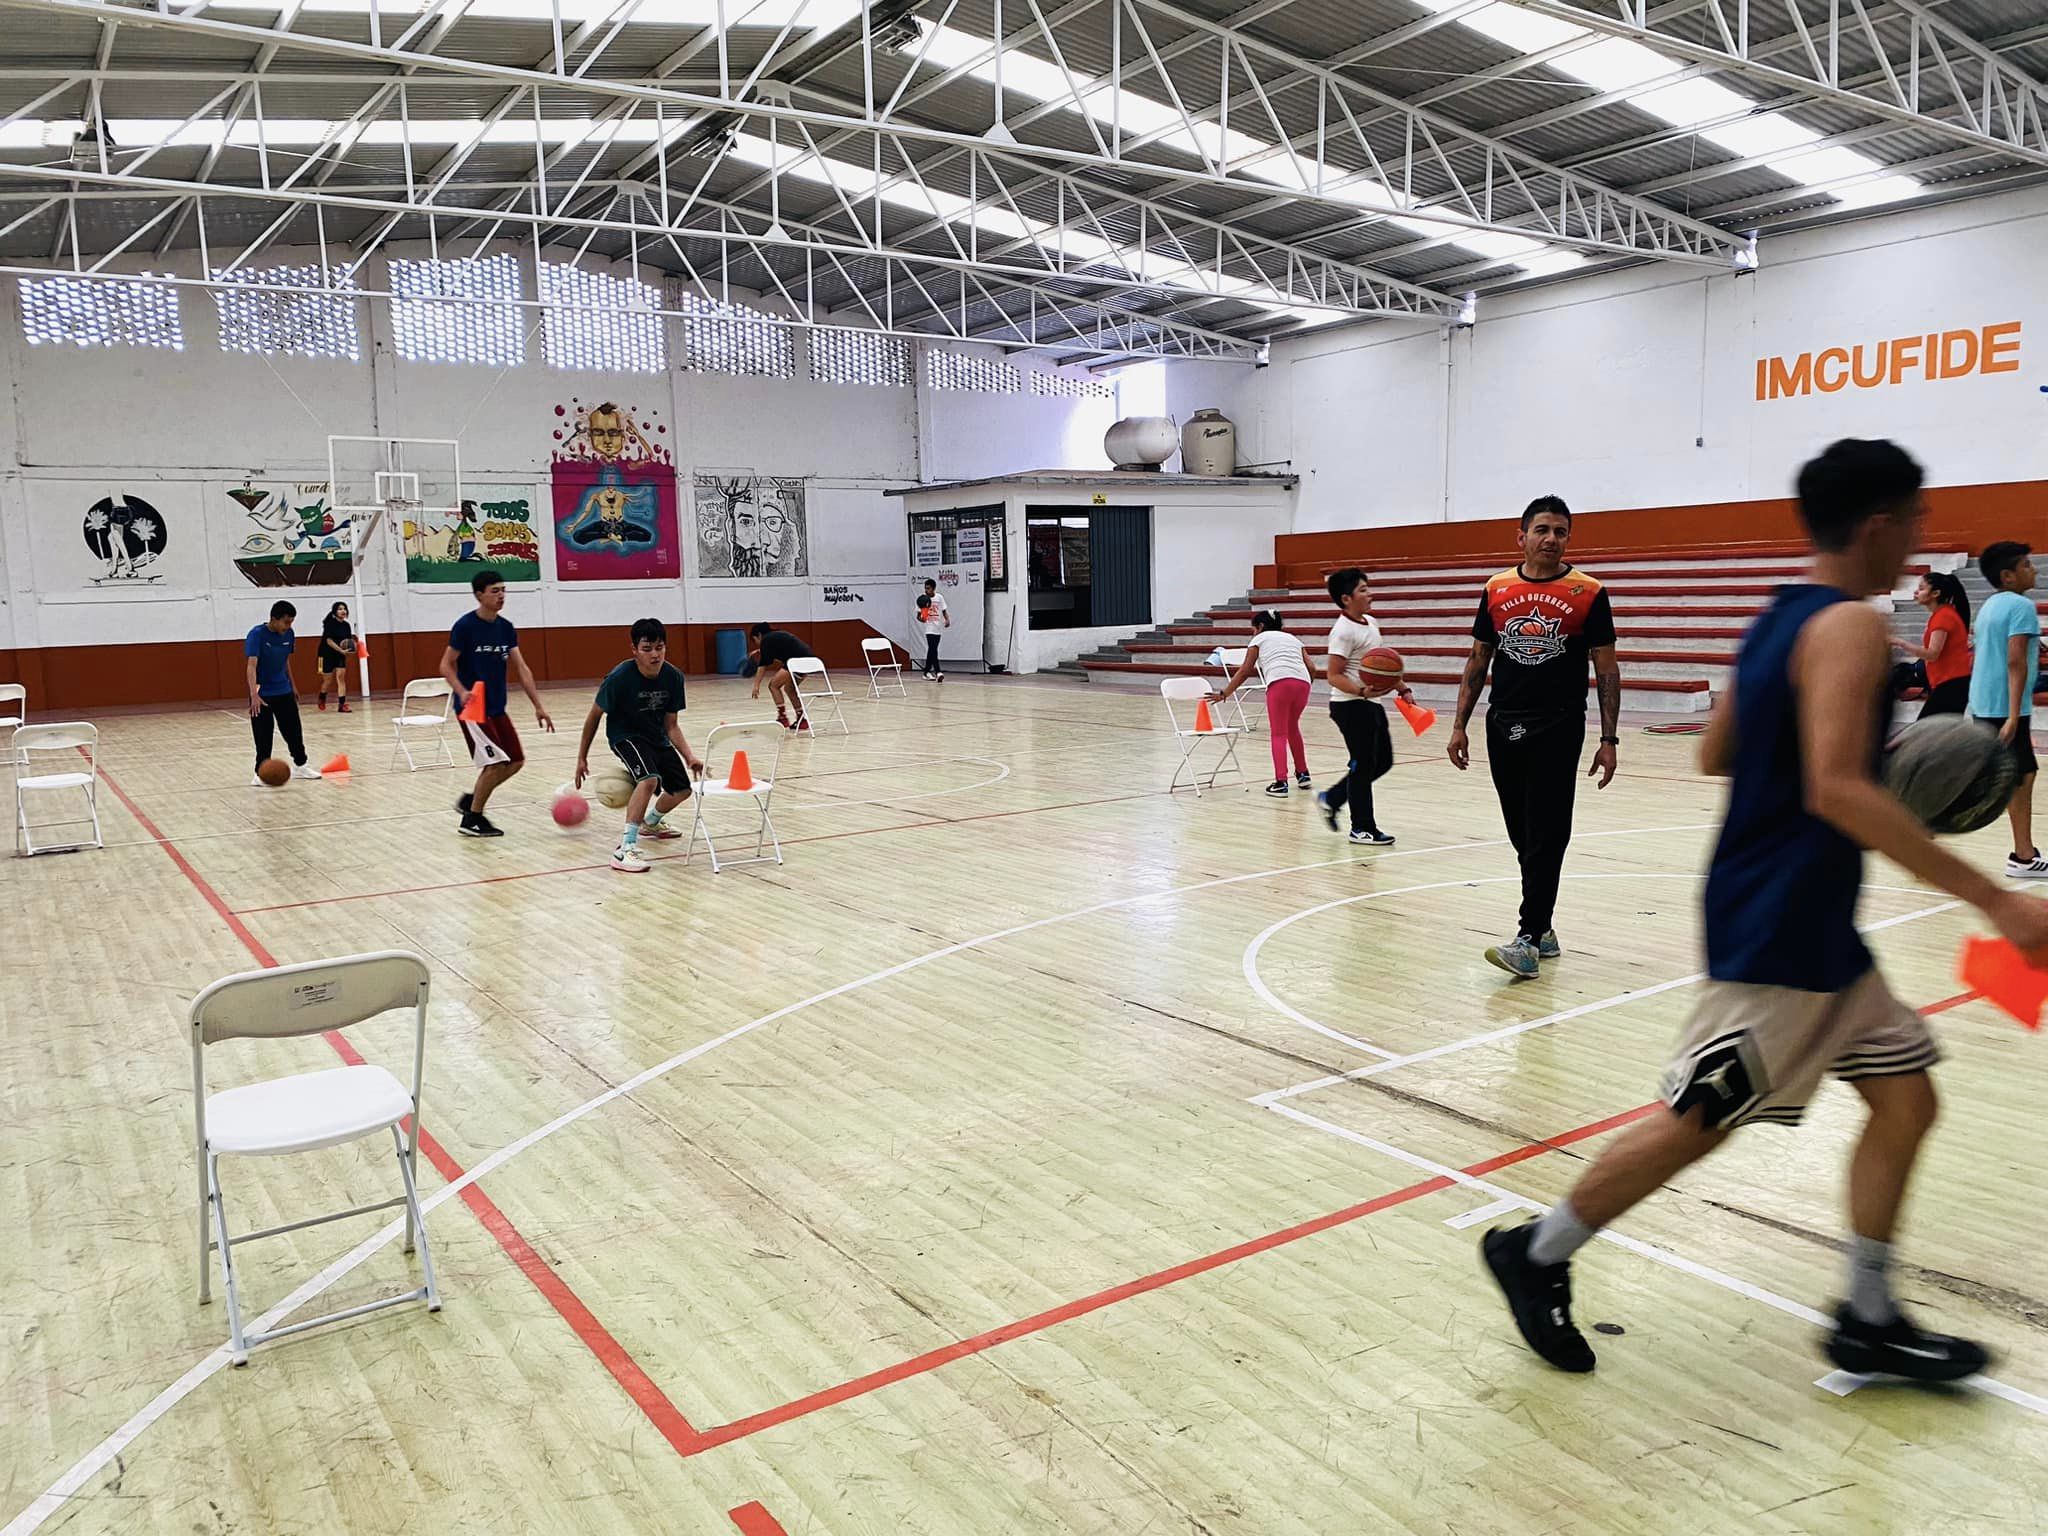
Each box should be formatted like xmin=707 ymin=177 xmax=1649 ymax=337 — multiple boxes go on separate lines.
xmin=291 ymin=763 xmax=323 ymax=780
xmin=249 ymin=772 xmax=266 ymax=786
xmin=2006 ymin=853 xmax=2048 ymax=879
xmin=610 ymin=843 xmax=650 ymax=873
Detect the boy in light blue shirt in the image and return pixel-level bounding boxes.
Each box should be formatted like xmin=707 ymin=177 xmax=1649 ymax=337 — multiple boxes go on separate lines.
xmin=1968 ymin=540 xmax=2044 ymax=877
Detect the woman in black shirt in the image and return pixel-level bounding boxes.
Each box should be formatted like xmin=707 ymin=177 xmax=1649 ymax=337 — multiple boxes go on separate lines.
xmin=317 ymin=601 xmax=355 ymax=712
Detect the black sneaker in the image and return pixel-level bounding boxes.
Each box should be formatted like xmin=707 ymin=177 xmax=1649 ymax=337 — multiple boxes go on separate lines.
xmin=1314 ymin=791 xmax=1339 ymax=833
xmin=1824 ymin=1304 xmax=1989 ymax=1382
xmin=1348 ymin=827 xmax=1396 ymax=846
xmin=1264 ymin=780 xmax=1290 ymax=797
xmin=456 ymin=792 xmax=473 ymax=816
xmin=457 ymin=811 xmax=504 ymax=839
xmin=1294 ymin=771 xmax=1312 ymax=789
xmin=1482 ymin=1225 xmax=1596 ymax=1373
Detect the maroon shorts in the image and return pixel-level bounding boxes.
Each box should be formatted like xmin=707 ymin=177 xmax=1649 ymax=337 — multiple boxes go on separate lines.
xmin=460 ymin=713 xmax=524 ymax=765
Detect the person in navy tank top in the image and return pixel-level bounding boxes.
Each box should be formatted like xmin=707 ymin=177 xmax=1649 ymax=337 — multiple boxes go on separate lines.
xmin=1482 ymin=439 xmax=2048 ymax=1383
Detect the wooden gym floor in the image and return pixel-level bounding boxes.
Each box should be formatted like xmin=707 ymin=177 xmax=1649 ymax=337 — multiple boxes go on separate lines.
xmin=4 ymin=673 xmax=2047 ymax=1536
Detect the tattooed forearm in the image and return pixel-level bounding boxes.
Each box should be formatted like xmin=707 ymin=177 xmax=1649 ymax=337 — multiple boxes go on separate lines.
xmin=1596 ymin=669 xmax=1621 ymax=738
xmin=1455 ymin=643 xmax=1492 ymax=729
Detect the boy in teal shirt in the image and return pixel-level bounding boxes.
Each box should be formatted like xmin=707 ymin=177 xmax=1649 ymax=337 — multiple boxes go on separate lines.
xmin=1968 ymin=540 xmax=2044 ymax=877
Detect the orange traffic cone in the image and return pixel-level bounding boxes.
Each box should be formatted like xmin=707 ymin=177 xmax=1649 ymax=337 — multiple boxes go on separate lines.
xmin=1959 ymin=936 xmax=2048 ymax=1029
xmin=1394 ymin=695 xmax=1437 ymax=736
xmin=459 ymin=688 xmax=486 ymax=723
xmin=727 ymin=749 xmax=754 ymax=792
xmin=353 ymin=637 xmax=369 ymax=659
xmin=1194 ymin=697 xmax=1216 ymax=733
xmin=320 ymin=753 xmax=351 ymax=776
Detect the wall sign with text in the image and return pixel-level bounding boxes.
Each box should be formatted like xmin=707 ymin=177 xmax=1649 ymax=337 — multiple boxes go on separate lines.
xmin=1755 ymin=321 xmax=2022 ymax=401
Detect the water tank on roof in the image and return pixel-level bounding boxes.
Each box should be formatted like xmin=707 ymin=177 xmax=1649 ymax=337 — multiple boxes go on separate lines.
xmin=1181 ymin=408 xmax=1235 ymax=477
xmin=1104 ymin=416 xmax=1179 ymax=471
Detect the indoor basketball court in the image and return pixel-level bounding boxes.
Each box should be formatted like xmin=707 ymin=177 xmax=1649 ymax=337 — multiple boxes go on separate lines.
xmin=8 ymin=674 xmax=2048 ymax=1532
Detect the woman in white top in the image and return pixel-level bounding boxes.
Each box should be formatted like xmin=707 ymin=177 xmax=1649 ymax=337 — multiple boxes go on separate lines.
xmin=1215 ymin=611 xmax=1314 ymax=794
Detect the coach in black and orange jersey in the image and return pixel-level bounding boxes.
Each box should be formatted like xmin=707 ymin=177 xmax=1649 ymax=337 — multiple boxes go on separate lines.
xmin=1447 ymin=496 xmax=1622 ymax=980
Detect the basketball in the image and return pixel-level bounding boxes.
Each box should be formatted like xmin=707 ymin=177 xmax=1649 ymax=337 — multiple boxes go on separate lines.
xmin=588 ymin=764 xmax=636 ymax=810
xmin=1882 ymin=715 xmax=2017 ymax=835
xmin=1360 ymin=646 xmax=1404 ymax=695
xmin=551 ymin=790 xmax=590 ymax=828
xmin=256 ymin=757 xmax=291 ymax=786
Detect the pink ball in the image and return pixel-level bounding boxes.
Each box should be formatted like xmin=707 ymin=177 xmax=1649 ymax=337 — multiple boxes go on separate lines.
xmin=552 ymin=792 xmax=590 ymax=828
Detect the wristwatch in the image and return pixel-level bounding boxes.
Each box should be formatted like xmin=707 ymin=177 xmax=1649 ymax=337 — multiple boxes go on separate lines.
xmin=1600 ymin=735 xmax=1620 ymax=745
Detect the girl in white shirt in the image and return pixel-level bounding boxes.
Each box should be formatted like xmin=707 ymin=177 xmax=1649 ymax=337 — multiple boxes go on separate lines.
xmin=1215 ymin=611 xmax=1314 ymax=794
xmin=1318 ymin=567 xmax=1413 ymax=844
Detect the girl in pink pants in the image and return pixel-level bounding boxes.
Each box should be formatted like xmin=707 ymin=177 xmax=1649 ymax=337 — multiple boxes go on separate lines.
xmin=1214 ymin=611 xmax=1314 ymax=795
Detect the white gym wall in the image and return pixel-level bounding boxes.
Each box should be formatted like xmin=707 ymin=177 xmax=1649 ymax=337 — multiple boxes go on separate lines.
xmin=0 ymin=240 xmax=1125 ymax=670
xmin=1201 ymin=182 xmax=2048 ymax=533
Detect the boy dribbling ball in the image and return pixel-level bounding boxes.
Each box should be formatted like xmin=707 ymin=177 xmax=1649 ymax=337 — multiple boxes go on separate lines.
xmin=574 ymin=618 xmax=703 ymax=874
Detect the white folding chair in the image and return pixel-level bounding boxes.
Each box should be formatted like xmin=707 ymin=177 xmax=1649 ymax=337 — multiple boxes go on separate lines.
xmin=14 ymin=721 xmax=102 ymax=855
xmin=389 ymin=678 xmax=455 ymax=771
xmin=788 ymin=655 xmax=850 ymax=736
xmin=863 ymin=637 xmax=908 ymax=700
xmin=1217 ymin=648 xmax=1266 ymax=734
xmin=0 ymin=682 xmax=24 ymax=767
xmin=190 ymin=951 xmax=440 ymax=1365
xmin=1160 ymin=677 xmax=1246 ymax=796
xmin=685 ymin=720 xmax=785 ymax=872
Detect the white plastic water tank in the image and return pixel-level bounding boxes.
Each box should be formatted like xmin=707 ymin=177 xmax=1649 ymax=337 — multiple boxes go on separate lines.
xmin=1181 ymin=408 xmax=1235 ymax=476
xmin=1104 ymin=416 xmax=1179 ymax=471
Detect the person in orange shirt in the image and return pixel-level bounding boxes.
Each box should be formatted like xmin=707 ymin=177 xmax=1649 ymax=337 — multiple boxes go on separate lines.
xmin=1893 ymin=570 xmax=1971 ymax=717
xmin=1447 ymin=497 xmax=1622 ymax=979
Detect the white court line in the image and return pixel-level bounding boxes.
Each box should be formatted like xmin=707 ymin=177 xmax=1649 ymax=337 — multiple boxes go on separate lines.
xmin=20 ymin=822 xmax=1736 ymax=1534
xmin=1261 ymin=1102 xmax=2048 ymax=1420
xmin=1251 ymin=892 xmax=1962 ymax=1106
xmin=1445 ymin=1197 xmax=1523 ymax=1230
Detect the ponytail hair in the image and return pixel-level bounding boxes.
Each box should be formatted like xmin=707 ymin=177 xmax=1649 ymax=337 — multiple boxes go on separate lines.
xmin=1252 ymin=610 xmax=1284 ymax=633
xmin=1925 ymin=570 xmax=1970 ymax=629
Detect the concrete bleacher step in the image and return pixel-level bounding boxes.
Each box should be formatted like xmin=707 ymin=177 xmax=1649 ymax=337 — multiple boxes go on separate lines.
xmin=1075 ymin=657 xmax=1710 ymax=712
xmin=1263 ymin=541 xmax=1969 ymax=587
xmin=1064 ymin=543 xmax=1964 ymax=704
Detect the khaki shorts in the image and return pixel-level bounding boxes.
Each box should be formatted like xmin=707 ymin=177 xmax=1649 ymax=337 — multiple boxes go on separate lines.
xmin=1660 ymin=970 xmax=1940 ymax=1129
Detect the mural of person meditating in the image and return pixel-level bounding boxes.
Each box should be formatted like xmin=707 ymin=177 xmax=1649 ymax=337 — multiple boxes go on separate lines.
xmin=549 ymin=398 xmax=680 ymax=581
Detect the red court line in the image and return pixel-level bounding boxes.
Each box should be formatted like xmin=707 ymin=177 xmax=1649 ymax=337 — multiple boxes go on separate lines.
xmin=1920 ymin=988 xmax=1982 ymax=1016
xmin=728 ymin=1502 xmax=791 ymax=1536
xmin=686 ymin=1100 xmax=1660 ymax=1454
xmin=93 ymin=761 xmax=705 ymax=1456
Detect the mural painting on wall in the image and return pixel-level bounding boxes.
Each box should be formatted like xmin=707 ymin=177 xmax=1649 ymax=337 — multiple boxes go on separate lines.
xmin=406 ymin=488 xmax=542 ymax=584
xmin=549 ymin=398 xmax=679 ymax=581
xmin=229 ymin=484 xmax=353 ymax=587
xmin=83 ymin=493 xmax=172 ymax=585
xmin=691 ymin=470 xmax=808 ymax=579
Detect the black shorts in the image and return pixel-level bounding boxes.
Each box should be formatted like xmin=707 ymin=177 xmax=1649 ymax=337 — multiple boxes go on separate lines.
xmin=317 ymin=650 xmax=350 ymax=674
xmin=612 ymin=736 xmax=692 ymax=796
xmin=1981 ymin=717 xmax=2039 ymax=779
xmin=1917 ymin=676 xmax=1969 ymax=717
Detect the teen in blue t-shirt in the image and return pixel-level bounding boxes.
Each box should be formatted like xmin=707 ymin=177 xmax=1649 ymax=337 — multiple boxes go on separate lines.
xmin=243 ymin=600 xmax=318 ymax=782
xmin=438 ymin=567 xmax=554 ymax=838
xmin=1968 ymin=541 xmax=2044 ymax=877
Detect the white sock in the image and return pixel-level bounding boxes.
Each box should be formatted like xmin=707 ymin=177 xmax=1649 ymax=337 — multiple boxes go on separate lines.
xmin=1527 ymin=1199 xmax=1596 ymax=1266
xmin=1847 ymin=1235 xmax=1900 ymax=1325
